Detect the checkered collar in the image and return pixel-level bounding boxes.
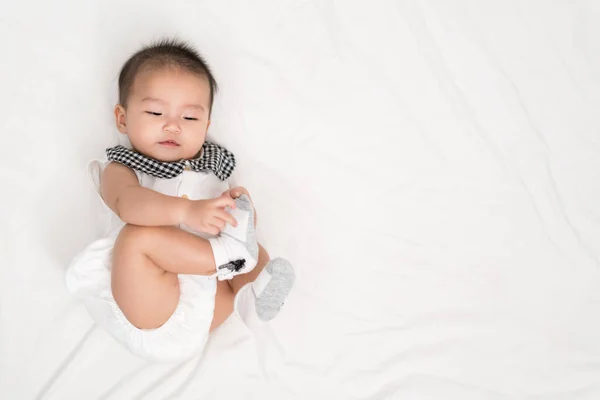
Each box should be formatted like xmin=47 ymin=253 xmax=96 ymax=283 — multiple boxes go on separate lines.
xmin=106 ymin=141 xmax=236 ymax=181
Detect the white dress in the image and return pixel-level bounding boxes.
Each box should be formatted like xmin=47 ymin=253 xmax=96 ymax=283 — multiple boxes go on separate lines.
xmin=65 ymin=158 xmax=230 ymax=362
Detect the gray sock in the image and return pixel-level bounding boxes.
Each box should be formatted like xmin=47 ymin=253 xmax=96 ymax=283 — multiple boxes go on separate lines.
xmin=217 ymin=194 xmax=259 ymax=276
xmin=234 ymin=194 xmax=258 ymax=257
xmin=253 ymin=258 xmax=296 ymax=321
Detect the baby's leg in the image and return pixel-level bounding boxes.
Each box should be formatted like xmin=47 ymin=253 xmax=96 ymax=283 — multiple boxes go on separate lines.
xmin=209 ymin=244 xmax=271 ymax=332
xmin=228 ymin=244 xmax=271 ymax=294
xmin=111 ymin=224 xmax=218 ymax=329
xmin=230 ymin=244 xmax=296 ymax=324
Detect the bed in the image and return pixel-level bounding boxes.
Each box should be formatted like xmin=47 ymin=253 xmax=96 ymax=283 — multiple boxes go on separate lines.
xmin=1 ymin=0 xmax=600 ymax=398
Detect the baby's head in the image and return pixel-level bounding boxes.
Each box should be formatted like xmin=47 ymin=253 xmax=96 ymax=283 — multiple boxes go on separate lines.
xmin=115 ymin=39 xmax=218 ymax=161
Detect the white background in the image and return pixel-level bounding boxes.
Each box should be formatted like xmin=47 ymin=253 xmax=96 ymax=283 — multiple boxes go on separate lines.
xmin=1 ymin=0 xmax=600 ymax=399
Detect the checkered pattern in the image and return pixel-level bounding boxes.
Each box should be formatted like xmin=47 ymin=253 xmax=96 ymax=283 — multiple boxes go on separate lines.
xmin=106 ymin=141 xmax=236 ymax=181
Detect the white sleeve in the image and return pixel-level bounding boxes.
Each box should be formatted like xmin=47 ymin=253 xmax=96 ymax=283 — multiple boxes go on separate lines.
xmin=87 ymin=159 xmax=106 ymax=195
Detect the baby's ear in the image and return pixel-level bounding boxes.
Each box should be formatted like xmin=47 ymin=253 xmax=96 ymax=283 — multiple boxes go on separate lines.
xmin=114 ymin=104 xmax=127 ymax=134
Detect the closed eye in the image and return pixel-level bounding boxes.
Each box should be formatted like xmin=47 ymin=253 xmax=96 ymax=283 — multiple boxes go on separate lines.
xmin=184 ymin=117 xmax=198 ymax=121
xmin=145 ymin=111 xmax=162 ymax=116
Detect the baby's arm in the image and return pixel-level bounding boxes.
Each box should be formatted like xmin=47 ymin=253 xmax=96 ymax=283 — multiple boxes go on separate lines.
xmin=100 ymin=162 xmax=187 ymax=226
xmin=101 ymin=162 xmax=237 ymax=233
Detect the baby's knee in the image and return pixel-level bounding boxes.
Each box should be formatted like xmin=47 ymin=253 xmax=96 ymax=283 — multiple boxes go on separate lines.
xmin=117 ymin=224 xmax=153 ymax=244
xmin=115 ymin=224 xmax=154 ymax=251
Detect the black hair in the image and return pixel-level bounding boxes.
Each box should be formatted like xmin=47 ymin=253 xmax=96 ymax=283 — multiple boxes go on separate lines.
xmin=118 ymin=38 xmax=218 ymax=115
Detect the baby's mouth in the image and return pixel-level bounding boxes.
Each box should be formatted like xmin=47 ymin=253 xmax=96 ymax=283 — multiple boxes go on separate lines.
xmin=159 ymin=140 xmax=180 ymax=147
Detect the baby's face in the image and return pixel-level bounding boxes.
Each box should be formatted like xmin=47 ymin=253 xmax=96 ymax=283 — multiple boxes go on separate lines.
xmin=115 ymin=67 xmax=212 ymax=161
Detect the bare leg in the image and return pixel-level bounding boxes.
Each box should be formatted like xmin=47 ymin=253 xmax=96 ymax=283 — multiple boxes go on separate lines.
xmin=114 ymin=225 xmax=217 ymax=276
xmin=111 ymin=224 xmax=217 ymax=329
xmin=112 ymin=224 xmax=272 ymax=333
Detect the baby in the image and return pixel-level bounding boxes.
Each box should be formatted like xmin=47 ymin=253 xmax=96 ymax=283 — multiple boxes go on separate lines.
xmin=66 ymin=39 xmax=295 ymax=362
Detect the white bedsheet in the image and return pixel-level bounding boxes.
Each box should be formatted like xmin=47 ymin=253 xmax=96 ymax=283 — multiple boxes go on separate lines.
xmin=1 ymin=1 xmax=600 ymax=399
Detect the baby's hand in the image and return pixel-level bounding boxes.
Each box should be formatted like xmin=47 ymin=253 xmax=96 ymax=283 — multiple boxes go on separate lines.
xmin=182 ymin=193 xmax=238 ymax=236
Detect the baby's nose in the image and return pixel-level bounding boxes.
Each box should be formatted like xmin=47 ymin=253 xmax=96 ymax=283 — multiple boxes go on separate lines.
xmin=163 ymin=120 xmax=181 ymax=133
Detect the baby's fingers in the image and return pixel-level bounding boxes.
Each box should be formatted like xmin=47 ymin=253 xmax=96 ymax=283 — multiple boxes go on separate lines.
xmin=210 ymin=217 xmax=226 ymax=232
xmin=205 ymin=224 xmax=220 ymax=236
xmin=215 ymin=193 xmax=236 ymax=209
xmin=216 ymin=209 xmax=238 ymax=227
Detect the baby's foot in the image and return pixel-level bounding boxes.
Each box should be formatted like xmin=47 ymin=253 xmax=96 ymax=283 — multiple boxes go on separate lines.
xmin=254 ymin=258 xmax=295 ymax=321
xmin=209 ymin=195 xmax=259 ymax=280
xmin=234 ymin=258 xmax=296 ymax=327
